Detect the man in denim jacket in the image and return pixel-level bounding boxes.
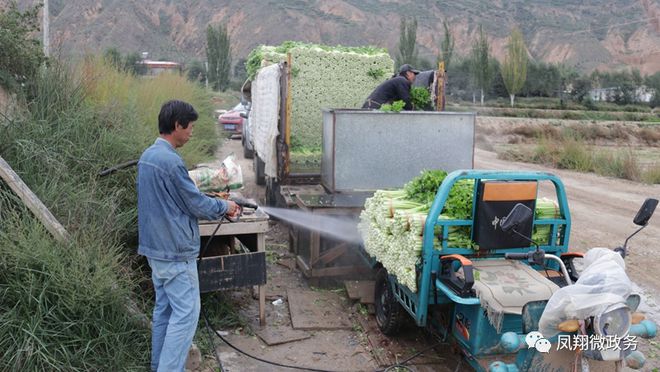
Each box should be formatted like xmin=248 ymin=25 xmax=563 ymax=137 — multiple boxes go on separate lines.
xmin=137 ymin=100 xmax=239 ymax=372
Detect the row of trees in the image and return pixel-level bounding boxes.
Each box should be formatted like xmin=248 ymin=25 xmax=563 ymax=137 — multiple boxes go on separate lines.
xmin=102 ymin=25 xmax=232 ymax=92
xmin=396 ymin=17 xmax=660 ymax=108
xmin=101 ymin=24 xmax=233 ymax=92
xmin=397 ymin=17 xmax=530 ymax=107
xmin=103 ymin=48 xmax=146 ymax=75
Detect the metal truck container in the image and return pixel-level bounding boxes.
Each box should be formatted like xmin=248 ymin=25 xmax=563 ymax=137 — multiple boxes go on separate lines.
xmin=321 ymin=109 xmax=475 ymax=193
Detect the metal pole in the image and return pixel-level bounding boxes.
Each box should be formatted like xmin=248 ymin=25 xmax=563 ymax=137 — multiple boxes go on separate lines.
xmin=43 ymin=0 xmax=50 ymax=57
xmin=205 ymin=61 xmax=208 ymax=89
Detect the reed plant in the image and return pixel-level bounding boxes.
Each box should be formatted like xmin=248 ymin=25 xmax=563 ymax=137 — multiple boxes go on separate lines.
xmin=642 ymin=163 xmax=660 ymax=184
xmin=0 ymin=56 xmax=218 ymax=370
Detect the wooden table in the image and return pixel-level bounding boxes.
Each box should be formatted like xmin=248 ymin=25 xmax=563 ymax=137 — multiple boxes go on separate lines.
xmin=198 ymin=207 xmax=269 ymax=325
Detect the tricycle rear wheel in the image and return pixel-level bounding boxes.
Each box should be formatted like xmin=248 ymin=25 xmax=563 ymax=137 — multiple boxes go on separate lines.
xmin=375 ymin=268 xmax=404 ymax=335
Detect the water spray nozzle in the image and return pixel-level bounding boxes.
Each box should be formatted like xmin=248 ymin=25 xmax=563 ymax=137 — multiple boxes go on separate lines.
xmin=231 ymin=196 xmax=259 ymax=210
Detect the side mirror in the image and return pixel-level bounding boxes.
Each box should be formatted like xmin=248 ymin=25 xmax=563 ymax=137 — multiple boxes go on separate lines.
xmin=633 ymin=198 xmax=658 ymax=226
xmin=239 ymin=112 xmax=248 ymax=119
xmin=500 ymin=203 xmax=533 ymax=233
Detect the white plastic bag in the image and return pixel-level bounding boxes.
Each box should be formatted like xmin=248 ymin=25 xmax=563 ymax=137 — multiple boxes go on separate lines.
xmin=188 ymin=154 xmax=243 ymax=192
xmin=538 ymin=248 xmax=631 ymax=337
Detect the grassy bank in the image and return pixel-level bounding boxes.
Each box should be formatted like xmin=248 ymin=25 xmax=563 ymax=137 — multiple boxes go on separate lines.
xmin=449 ymin=96 xmax=659 ymax=122
xmin=453 ymin=96 xmax=653 ymax=112
xmin=453 ymin=105 xmax=659 ymax=122
xmin=498 ymin=127 xmax=660 ymax=184
xmin=0 ymin=58 xmax=217 ymax=370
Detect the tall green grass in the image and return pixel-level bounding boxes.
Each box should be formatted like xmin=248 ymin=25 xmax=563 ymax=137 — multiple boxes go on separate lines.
xmin=0 ymin=57 xmax=218 ymax=370
xmin=0 ymin=207 xmax=149 ymax=370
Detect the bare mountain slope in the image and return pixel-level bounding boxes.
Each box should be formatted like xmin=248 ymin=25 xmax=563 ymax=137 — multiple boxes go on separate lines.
xmin=17 ymin=0 xmax=660 ymax=73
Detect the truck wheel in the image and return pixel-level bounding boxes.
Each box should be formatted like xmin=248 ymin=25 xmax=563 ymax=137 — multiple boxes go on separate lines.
xmin=242 ymin=137 xmax=254 ymax=159
xmin=254 ymin=156 xmax=265 ymax=186
xmin=375 ymin=268 xmax=404 ymax=335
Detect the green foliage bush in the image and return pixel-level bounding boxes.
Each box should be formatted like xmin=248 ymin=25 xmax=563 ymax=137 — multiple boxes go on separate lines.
xmin=0 ymin=3 xmax=45 ymax=90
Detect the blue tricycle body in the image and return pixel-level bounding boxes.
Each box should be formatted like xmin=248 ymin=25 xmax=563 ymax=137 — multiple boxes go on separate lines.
xmin=373 ymin=170 xmax=653 ymax=371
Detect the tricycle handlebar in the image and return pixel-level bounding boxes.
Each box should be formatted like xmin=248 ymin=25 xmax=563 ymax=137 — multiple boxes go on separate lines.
xmin=504 ymin=252 xmax=529 ymax=260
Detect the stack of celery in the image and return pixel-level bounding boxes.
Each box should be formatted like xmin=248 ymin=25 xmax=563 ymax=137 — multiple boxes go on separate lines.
xmin=359 ymin=171 xmax=561 ymax=292
xmin=532 ymin=197 xmax=561 ymax=244
xmin=245 ymin=41 xmax=393 ymax=150
xmin=359 ymin=170 xmax=474 ymax=292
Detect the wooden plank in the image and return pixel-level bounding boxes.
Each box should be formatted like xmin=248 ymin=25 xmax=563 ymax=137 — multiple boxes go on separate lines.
xmin=310 ymin=265 xmax=372 ymax=278
xmin=198 ymin=220 xmax=269 ymax=236
xmin=254 ymin=327 xmax=310 ymax=346
xmin=257 ymin=231 xmax=266 ymax=326
xmin=277 ymin=257 xmax=297 ymax=270
xmin=344 ymin=280 xmax=363 ymax=300
xmin=198 ymin=252 xmax=266 ymax=293
xmin=310 ymin=230 xmax=320 ymax=268
xmin=0 ymin=156 xmax=70 ymax=243
xmin=279 ymin=184 xmax=326 ymax=207
xmin=287 ymin=289 xmax=352 ymax=330
xmin=296 ymin=255 xmax=312 ymax=277
xmin=314 ymin=242 xmax=348 ymax=266
xmin=344 ymin=280 xmax=375 ymax=304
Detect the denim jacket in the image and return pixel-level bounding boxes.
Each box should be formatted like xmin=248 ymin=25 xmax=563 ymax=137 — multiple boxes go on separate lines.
xmin=137 ymin=138 xmax=228 ymax=261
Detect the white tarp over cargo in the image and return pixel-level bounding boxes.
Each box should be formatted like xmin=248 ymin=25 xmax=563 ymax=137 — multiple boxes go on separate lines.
xmin=250 ymin=63 xmax=280 ymax=177
xmin=538 ymin=248 xmax=632 ymax=338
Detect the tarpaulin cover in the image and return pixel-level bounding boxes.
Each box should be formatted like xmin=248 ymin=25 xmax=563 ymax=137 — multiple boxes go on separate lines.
xmin=539 ymin=248 xmax=631 ymax=337
xmin=251 ymin=63 xmax=280 ymax=177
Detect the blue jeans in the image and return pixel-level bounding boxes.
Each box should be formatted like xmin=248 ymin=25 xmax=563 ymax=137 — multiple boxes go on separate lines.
xmin=148 ymin=258 xmax=201 ymax=372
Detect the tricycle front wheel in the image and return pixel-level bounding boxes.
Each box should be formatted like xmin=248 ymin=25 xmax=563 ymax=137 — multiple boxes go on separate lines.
xmin=375 ymin=268 xmax=404 ymax=335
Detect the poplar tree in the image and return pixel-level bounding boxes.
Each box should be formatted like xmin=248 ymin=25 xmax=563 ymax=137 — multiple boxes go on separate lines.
xmin=501 ymin=27 xmax=528 ymax=107
xmin=206 ymin=24 xmax=231 ymax=91
xmin=396 ymin=17 xmax=418 ymax=67
xmin=470 ymin=25 xmax=493 ymax=105
xmin=438 ymin=19 xmax=454 ymax=70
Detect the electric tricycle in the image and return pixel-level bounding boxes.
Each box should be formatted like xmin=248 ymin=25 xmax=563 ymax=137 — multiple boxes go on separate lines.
xmin=371 ymin=170 xmax=658 ymax=371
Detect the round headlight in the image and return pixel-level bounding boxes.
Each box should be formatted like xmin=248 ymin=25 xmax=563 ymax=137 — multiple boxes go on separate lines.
xmin=594 ymin=303 xmax=631 ymax=337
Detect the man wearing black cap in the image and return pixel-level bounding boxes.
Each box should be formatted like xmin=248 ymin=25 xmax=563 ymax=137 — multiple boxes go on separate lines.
xmin=362 ymin=64 xmax=420 ymax=110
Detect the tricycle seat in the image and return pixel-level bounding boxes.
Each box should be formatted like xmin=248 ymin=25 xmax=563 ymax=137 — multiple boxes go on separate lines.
xmin=471 ymin=259 xmax=559 ymax=332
